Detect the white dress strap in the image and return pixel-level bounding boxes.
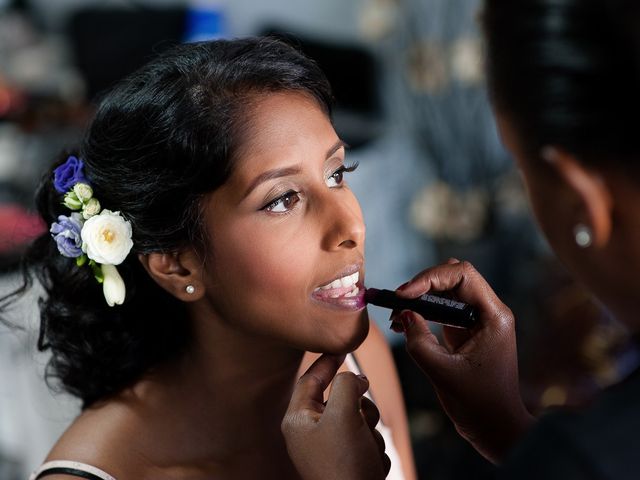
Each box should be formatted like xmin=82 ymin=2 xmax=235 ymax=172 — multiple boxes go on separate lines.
xmin=29 ymin=460 xmax=117 ymax=480
xmin=344 ymin=354 xmax=374 ymax=400
xmin=344 ymin=353 xmax=363 ymax=375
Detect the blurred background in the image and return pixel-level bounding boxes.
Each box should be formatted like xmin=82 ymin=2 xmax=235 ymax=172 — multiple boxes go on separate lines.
xmin=0 ymin=1 xmax=637 ymax=479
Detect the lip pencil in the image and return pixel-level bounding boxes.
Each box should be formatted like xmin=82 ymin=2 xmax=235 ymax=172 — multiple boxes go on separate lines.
xmin=364 ymin=288 xmax=477 ymax=329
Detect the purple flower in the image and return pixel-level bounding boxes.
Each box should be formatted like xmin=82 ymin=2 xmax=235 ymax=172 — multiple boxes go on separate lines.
xmin=53 ymin=156 xmax=87 ymax=193
xmin=50 ymin=213 xmax=83 ymax=258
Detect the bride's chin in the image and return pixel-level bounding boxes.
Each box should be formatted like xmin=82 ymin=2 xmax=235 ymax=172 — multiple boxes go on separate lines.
xmin=329 ymin=321 xmax=371 ymax=355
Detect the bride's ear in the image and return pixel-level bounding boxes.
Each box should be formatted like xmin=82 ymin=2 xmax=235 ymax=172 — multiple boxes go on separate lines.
xmin=138 ymin=250 xmax=204 ymax=301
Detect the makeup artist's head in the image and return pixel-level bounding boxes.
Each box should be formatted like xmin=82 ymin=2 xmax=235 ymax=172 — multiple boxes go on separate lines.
xmin=482 ymin=0 xmax=640 ymax=319
xmin=20 ymin=37 xmax=367 ymax=407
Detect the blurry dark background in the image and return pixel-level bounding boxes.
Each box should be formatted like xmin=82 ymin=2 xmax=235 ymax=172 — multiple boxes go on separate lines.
xmin=1 ymin=1 xmax=635 ymax=479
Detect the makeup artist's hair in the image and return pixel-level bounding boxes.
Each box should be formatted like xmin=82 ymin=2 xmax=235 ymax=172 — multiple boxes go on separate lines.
xmin=482 ymin=0 xmax=640 ymax=164
xmin=1 ymin=37 xmax=332 ymax=407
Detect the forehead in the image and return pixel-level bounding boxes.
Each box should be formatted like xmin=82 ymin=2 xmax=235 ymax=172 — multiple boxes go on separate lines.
xmin=230 ymin=92 xmax=337 ymax=180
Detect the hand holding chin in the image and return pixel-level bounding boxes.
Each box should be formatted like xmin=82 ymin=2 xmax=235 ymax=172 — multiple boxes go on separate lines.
xmin=282 ymin=354 xmax=390 ymax=480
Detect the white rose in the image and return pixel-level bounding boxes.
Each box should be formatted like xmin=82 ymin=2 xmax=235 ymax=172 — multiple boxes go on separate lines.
xmin=73 ymin=183 xmax=93 ymax=202
xmin=81 ymin=209 xmax=133 ymax=265
xmin=82 ymin=197 xmax=101 ymax=219
xmin=102 ymin=264 xmax=126 ymax=307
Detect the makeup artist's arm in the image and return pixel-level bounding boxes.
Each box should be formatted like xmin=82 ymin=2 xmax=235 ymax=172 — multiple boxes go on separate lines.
xmin=282 ymin=354 xmax=390 ymax=480
xmin=395 ymin=259 xmax=535 ymax=464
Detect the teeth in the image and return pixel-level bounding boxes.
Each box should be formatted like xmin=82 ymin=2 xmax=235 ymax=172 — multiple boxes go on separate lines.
xmin=315 ymin=270 xmax=361 ymax=292
xmin=318 ymin=271 xmax=360 ymax=291
xmin=344 ymin=287 xmax=360 ymax=298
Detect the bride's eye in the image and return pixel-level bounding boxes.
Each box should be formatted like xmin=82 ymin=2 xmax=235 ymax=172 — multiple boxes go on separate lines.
xmin=326 ymin=161 xmax=359 ymax=188
xmin=262 ymin=190 xmax=301 ymax=213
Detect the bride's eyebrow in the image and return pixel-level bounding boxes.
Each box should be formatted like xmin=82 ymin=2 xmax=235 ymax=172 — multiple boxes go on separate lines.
xmin=243 ymin=165 xmax=302 ymax=198
xmin=243 ymin=140 xmax=347 ymax=198
xmin=326 ymin=140 xmax=347 ymax=158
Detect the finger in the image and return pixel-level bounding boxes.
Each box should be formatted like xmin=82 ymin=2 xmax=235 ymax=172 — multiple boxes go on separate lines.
xmin=397 ymin=261 xmax=475 ymax=299
xmin=442 ymin=325 xmax=473 ymax=353
xmin=390 ymin=321 xmax=404 ymax=333
xmin=372 ymin=428 xmax=386 ymax=458
xmin=360 ymin=396 xmax=381 ymax=430
xmin=397 ymin=262 xmax=504 ymax=324
xmin=446 ymin=257 xmax=461 ymax=265
xmin=383 ymin=453 xmax=392 ymax=477
xmin=288 ymin=354 xmax=346 ymax=413
xmin=324 ymin=371 xmax=369 ymax=425
xmin=401 ymin=310 xmax=454 ymax=376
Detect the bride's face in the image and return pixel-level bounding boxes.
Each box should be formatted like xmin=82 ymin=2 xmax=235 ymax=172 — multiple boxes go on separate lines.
xmin=201 ymin=91 xmax=368 ymax=354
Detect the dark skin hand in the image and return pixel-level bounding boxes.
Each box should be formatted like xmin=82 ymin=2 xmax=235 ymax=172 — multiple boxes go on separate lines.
xmin=282 ymin=354 xmax=391 ymax=480
xmin=393 ymin=259 xmax=535 ymax=464
xmin=282 ymin=259 xmax=534 ymax=478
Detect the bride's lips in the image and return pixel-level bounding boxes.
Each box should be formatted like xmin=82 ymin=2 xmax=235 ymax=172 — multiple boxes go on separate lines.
xmin=311 ymin=263 xmax=366 ymax=311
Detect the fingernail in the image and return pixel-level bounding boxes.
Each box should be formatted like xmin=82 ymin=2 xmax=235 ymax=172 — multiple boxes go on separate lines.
xmin=396 ymin=281 xmax=410 ymax=291
xmin=400 ymin=311 xmax=415 ymax=331
xmin=390 ymin=321 xmax=404 ymax=333
xmin=356 ymin=374 xmax=369 ymax=394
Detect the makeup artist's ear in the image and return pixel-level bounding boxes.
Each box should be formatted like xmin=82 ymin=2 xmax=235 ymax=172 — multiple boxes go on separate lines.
xmin=543 ymin=147 xmax=614 ymax=248
xmin=138 ymin=250 xmax=205 ymax=302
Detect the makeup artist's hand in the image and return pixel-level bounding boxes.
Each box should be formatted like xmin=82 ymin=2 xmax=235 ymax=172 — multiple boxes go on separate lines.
xmin=394 ymin=259 xmax=535 ymax=464
xmin=282 ymin=354 xmax=390 ymax=480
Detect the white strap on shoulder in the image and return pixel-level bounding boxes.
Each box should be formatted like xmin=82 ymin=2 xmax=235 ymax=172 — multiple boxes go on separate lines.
xmin=29 ymin=460 xmax=117 ymax=480
xmin=344 ymin=353 xmax=373 ymax=401
xmin=344 ymin=353 xmax=362 ymax=375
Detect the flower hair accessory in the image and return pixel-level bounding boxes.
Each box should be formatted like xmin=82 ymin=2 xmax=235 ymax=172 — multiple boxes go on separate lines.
xmin=50 ymin=156 xmax=133 ymax=306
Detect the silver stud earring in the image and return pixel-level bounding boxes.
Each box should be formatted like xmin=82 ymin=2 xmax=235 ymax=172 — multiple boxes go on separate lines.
xmin=573 ymin=224 xmax=593 ymax=248
xmin=185 ymin=285 xmax=196 ymax=294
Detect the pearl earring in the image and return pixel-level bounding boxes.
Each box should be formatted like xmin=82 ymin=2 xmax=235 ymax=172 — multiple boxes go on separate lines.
xmin=573 ymin=224 xmax=593 ymax=248
xmin=185 ymin=285 xmax=195 ymax=294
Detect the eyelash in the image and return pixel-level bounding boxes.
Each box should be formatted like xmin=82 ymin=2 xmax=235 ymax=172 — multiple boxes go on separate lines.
xmin=328 ymin=161 xmax=359 ymax=187
xmin=261 ymin=190 xmax=301 ymax=213
xmin=260 ymin=161 xmax=359 ymax=213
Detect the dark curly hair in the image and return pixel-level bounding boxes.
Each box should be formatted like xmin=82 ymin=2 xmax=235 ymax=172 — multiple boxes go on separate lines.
xmin=482 ymin=0 xmax=640 ymax=164
xmin=1 ymin=37 xmax=333 ymax=408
